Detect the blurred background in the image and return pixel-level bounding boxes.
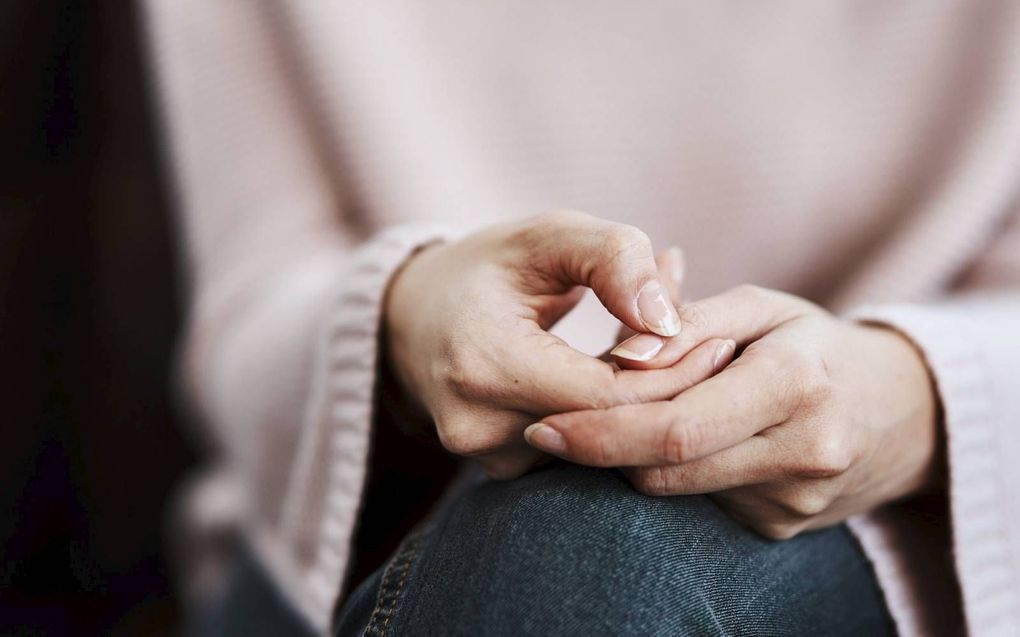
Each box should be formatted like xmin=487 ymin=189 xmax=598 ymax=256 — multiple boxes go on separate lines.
xmin=0 ymin=1 xmax=199 ymax=634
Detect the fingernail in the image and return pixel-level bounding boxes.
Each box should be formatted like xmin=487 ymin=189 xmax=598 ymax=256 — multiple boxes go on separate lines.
xmin=712 ymin=339 xmax=736 ymax=372
xmin=610 ymin=333 xmax=665 ymax=361
xmin=637 ymin=281 xmax=681 ymax=337
xmin=524 ymin=423 xmax=566 ymax=454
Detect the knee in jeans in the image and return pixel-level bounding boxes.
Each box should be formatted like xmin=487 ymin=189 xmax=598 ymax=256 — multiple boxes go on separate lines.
xmin=342 ymin=464 xmax=892 ymax=636
xmin=459 ymin=467 xmax=733 ymax=576
xmin=457 ymin=465 xmax=889 ymax=634
xmin=459 ymin=463 xmax=735 ymax=552
xmin=410 ymin=464 xmax=747 ymax=632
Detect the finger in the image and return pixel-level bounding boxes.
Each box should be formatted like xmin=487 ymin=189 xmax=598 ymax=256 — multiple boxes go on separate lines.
xmin=504 ymin=335 xmax=734 ymax=415
xmin=432 ymin=401 xmax=529 ymax=458
xmin=525 ymin=351 xmax=797 ymax=466
xmin=712 ymin=483 xmax=841 ymax=540
xmin=608 ymin=331 xmax=670 ymax=365
xmin=622 ymin=434 xmax=776 ymax=495
xmin=606 ymin=247 xmax=684 ymax=362
xmin=430 ymin=402 xmax=549 ymax=480
xmin=516 ymin=210 xmax=681 ymax=337
xmin=658 ymin=246 xmax=684 ymax=304
xmin=712 ymin=490 xmax=807 ymax=540
xmin=613 ymin=284 xmax=813 ymax=369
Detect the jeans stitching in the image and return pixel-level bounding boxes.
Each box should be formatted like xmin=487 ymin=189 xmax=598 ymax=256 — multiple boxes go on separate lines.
xmin=381 ymin=539 xmax=420 ymax=632
xmin=363 ymin=527 xmax=428 ymax=636
xmin=386 ymin=545 xmax=417 ymax=627
xmin=368 ymin=538 xmax=422 ymax=635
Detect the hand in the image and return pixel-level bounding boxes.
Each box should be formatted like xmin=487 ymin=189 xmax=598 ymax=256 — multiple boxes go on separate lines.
xmin=524 ymin=285 xmax=943 ymax=538
xmin=384 ymin=210 xmax=732 ymax=479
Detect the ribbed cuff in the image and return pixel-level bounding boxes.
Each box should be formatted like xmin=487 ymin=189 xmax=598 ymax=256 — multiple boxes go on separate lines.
xmin=272 ymin=223 xmax=458 ymax=634
xmin=847 ymin=303 xmax=1019 ymax=636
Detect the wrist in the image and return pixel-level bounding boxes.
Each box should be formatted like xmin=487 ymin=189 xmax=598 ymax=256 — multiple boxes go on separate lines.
xmin=381 ymin=240 xmax=446 ymax=431
xmin=384 ymin=239 xmax=444 ymax=334
xmin=861 ymin=323 xmax=946 ymax=498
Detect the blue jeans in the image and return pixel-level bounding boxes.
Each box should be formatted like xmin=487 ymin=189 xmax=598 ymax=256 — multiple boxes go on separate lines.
xmin=335 ymin=464 xmax=893 ymax=636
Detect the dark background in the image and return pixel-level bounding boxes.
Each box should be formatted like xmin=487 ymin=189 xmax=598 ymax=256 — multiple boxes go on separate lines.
xmin=0 ymin=1 xmax=199 ymax=634
xmin=0 ymin=3 xmax=464 ymax=634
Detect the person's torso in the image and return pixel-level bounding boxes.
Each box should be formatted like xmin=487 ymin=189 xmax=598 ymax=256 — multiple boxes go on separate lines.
xmin=283 ymin=1 xmax=1020 ymax=351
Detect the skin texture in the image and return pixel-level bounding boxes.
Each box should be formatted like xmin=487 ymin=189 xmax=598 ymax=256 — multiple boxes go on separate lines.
xmin=384 ymin=210 xmax=729 ymax=479
xmin=386 ymin=211 xmax=941 ymax=538
xmin=525 ymin=284 xmax=942 ymax=539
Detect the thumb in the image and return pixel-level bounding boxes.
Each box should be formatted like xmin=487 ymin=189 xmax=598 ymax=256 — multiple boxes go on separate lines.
xmin=516 ymin=210 xmax=681 ymax=337
xmin=611 ymin=246 xmax=685 ymax=346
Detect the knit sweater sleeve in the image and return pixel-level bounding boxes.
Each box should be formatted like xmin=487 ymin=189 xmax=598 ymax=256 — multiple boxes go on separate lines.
xmin=143 ymin=2 xmax=450 ymax=632
xmin=847 ymin=209 xmax=1020 ymax=636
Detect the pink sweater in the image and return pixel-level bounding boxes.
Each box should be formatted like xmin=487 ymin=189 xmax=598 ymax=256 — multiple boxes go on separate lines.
xmin=144 ymin=3 xmax=1020 ymax=635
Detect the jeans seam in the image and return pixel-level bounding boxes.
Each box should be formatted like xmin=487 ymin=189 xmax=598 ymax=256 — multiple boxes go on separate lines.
xmin=363 ymin=526 xmax=428 ymax=636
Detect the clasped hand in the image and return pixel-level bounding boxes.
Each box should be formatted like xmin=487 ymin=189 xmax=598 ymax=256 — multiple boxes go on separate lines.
xmin=385 ymin=211 xmax=941 ymax=539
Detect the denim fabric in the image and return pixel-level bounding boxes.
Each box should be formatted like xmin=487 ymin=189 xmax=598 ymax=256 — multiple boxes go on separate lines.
xmin=336 ymin=464 xmax=894 ymax=636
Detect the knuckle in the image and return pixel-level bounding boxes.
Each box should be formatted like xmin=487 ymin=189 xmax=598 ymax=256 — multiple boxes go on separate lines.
xmin=518 ymin=210 xmax=590 ymax=242
xmin=511 ymin=210 xmax=581 ymax=246
xmin=753 ymin=346 xmax=791 ymax=384
xmin=780 ymin=490 xmax=832 ymax=517
xmin=603 ymin=225 xmax=652 ymax=261
xmin=590 ymin=430 xmax=615 ymax=467
xmin=801 ymin=360 xmax=834 ymax=403
xmin=778 ymin=348 xmax=832 ymax=407
xmin=755 ymin=520 xmax=802 ymax=541
xmin=629 ymin=467 xmax=670 ymax=496
xmin=797 ymin=432 xmax=852 ymax=478
xmin=780 ymin=346 xmax=815 ymax=379
xmin=436 ymin=418 xmax=490 ymax=457
xmin=662 ymin=418 xmax=703 ymax=463
xmin=440 ymin=349 xmax=489 ymax=399
xmin=442 ymin=364 xmax=473 ymax=397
